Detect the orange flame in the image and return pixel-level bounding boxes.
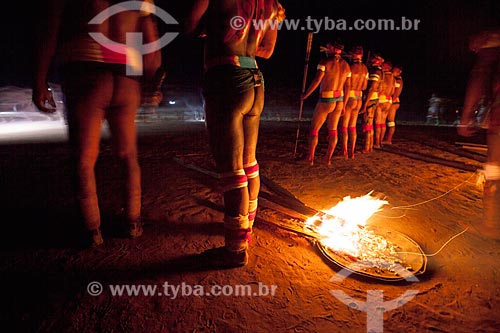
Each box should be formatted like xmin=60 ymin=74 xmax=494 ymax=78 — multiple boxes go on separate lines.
xmin=305 ymin=192 xmax=388 ymax=257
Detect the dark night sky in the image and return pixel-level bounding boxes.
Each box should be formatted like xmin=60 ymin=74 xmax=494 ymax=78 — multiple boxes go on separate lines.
xmin=2 ymin=0 xmax=499 ymax=119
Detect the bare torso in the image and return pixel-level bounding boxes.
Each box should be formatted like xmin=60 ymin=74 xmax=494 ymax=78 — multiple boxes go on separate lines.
xmin=319 ymin=56 xmax=351 ymax=92
xmin=59 ymin=0 xmax=148 ymax=47
xmin=380 ymin=71 xmax=395 ymax=97
xmin=349 ymin=61 xmax=368 ymax=91
xmin=53 ymin=0 xmax=163 ymax=79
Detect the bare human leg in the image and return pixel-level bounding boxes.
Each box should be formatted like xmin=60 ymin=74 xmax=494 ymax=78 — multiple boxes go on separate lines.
xmin=308 ymin=102 xmax=334 ymax=165
xmin=325 ymin=101 xmax=343 ymax=166
xmin=63 ymin=66 xmax=114 ymax=246
xmin=107 ymin=75 xmax=142 ymax=238
xmin=204 ymin=86 xmax=256 ymax=266
xmin=384 ymin=103 xmax=400 ymax=144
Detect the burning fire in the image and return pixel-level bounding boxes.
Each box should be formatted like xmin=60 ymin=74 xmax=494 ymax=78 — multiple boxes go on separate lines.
xmin=305 ymin=192 xmax=389 ymax=258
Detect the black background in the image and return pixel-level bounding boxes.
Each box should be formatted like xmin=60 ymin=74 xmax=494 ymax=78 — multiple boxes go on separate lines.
xmin=1 ymin=0 xmax=499 ymax=119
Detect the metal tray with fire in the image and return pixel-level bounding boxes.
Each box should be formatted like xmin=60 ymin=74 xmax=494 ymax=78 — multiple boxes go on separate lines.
xmin=305 ymin=194 xmax=427 ymax=282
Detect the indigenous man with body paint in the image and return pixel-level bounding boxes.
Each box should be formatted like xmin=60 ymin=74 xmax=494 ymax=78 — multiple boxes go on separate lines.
xmin=301 ymin=41 xmax=351 ymax=166
xmin=383 ymin=64 xmax=404 ymax=144
xmin=341 ymin=45 xmax=368 ymax=159
xmin=185 ymin=0 xmax=284 ymax=267
xmin=459 ymin=28 xmax=500 ymax=239
xmin=360 ymin=53 xmax=384 ymax=153
xmin=374 ymin=60 xmax=395 ymax=148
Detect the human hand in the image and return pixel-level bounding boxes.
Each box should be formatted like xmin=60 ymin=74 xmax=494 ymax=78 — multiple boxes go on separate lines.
xmin=141 ymin=91 xmax=163 ymax=107
xmin=32 ymin=86 xmax=57 ymax=113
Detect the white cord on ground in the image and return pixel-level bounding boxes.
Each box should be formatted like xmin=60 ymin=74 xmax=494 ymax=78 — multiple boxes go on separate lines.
xmin=391 ymin=172 xmax=478 ymax=210
xmin=395 ymin=227 xmax=469 ymax=257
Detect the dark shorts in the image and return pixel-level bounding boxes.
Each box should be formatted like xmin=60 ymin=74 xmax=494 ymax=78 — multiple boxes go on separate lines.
xmin=61 ymin=61 xmax=140 ymax=81
xmin=202 ymin=65 xmax=264 ymax=96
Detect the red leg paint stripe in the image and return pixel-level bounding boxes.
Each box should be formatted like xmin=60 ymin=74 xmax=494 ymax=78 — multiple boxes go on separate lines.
xmin=219 ymin=170 xmax=248 ymax=192
xmin=328 ymin=130 xmax=338 ymax=137
xmin=244 ymin=161 xmax=259 ymax=179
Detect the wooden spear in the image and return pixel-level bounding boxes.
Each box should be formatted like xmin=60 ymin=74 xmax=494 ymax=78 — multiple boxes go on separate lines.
xmin=293 ymin=32 xmax=314 ymax=157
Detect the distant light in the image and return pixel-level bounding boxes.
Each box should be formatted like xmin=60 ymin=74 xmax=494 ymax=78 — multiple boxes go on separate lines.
xmin=169 ymin=100 xmax=176 ymax=105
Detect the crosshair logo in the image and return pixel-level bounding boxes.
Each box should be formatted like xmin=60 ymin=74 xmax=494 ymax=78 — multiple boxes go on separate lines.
xmin=330 ymin=263 xmax=420 ymax=333
xmin=88 ymin=1 xmax=179 ymax=76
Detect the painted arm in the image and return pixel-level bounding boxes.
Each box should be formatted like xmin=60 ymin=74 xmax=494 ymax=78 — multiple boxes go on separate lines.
xmin=32 ymin=0 xmax=64 ymax=113
xmin=361 ymin=70 xmax=368 ymax=91
xmin=256 ymin=28 xmax=278 ymax=59
xmin=256 ymin=1 xmax=284 ymax=59
xmin=343 ymin=64 xmax=351 ymax=105
xmin=141 ymin=10 xmax=165 ymax=107
xmin=142 ymin=13 xmax=162 ymax=81
xmin=361 ymin=78 xmax=377 ymax=113
xmin=301 ymin=66 xmax=325 ymax=100
xmin=183 ymin=0 xmax=209 ymax=38
xmin=393 ymin=78 xmax=403 ymax=100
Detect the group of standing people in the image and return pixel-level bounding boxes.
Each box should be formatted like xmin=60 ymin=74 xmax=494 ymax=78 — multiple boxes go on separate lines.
xmin=302 ymin=42 xmax=404 ymax=166
xmin=30 ymin=0 xmax=499 ymax=271
xmin=33 ymin=0 xmax=283 ymax=268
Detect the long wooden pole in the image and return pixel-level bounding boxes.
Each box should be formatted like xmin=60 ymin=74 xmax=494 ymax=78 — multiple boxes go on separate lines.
xmin=293 ymin=32 xmax=314 ymax=157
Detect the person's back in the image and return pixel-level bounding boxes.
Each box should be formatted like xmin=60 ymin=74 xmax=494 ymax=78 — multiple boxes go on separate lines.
xmin=320 ymin=56 xmax=351 ymax=94
xmin=57 ymin=0 xmax=160 ymax=77
xmin=350 ymin=61 xmax=369 ymax=92
xmin=380 ymin=67 xmax=394 ymax=101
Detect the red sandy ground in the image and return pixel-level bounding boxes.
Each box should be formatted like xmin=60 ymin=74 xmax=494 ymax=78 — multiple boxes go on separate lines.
xmin=0 ymin=120 xmax=498 ymax=333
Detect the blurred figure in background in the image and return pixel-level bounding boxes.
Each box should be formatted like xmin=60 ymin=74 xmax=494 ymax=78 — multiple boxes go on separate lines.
xmin=427 ymin=93 xmax=442 ymax=125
